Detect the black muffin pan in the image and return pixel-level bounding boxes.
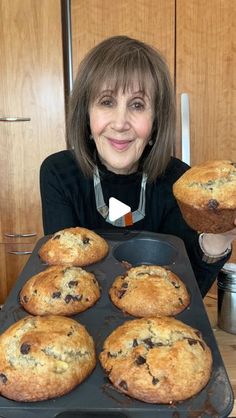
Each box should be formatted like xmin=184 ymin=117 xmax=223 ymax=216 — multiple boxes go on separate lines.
xmin=0 ymin=231 xmax=233 ymax=418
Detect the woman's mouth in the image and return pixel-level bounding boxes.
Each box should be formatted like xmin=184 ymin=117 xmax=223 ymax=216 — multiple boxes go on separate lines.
xmin=108 ymin=138 xmax=132 ymax=151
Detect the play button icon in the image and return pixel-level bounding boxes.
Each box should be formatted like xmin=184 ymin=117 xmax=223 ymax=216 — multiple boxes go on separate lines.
xmin=108 ymin=197 xmax=131 ymax=222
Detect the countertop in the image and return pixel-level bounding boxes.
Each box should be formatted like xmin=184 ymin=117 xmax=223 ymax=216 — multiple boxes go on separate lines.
xmin=204 ymin=284 xmax=236 ymax=417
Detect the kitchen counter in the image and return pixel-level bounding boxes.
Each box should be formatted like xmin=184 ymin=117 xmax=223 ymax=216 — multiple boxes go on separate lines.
xmin=204 ymin=285 xmax=236 ymax=417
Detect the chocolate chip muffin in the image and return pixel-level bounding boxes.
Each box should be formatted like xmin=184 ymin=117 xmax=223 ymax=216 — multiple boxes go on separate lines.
xmin=99 ymin=317 xmax=212 ymax=403
xmin=39 ymin=227 xmax=109 ymax=266
xmin=0 ymin=315 xmax=96 ymax=402
xmin=109 ymin=265 xmax=190 ymax=317
xmin=19 ymin=266 xmax=100 ymax=316
xmin=173 ymin=160 xmax=236 ymax=233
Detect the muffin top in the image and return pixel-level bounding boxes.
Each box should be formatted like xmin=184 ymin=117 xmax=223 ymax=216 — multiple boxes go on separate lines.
xmin=109 ymin=265 xmax=190 ymax=317
xmin=99 ymin=316 xmax=212 ymax=404
xmin=20 ymin=265 xmax=100 ymax=316
xmin=39 ymin=227 xmax=109 ymax=266
xmin=173 ymin=160 xmax=236 ymax=208
xmin=0 ymin=315 xmax=96 ymax=402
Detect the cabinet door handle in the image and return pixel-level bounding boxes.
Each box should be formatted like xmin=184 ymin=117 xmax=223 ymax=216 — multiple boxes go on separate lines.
xmin=8 ymin=250 xmax=32 ymax=255
xmin=4 ymin=232 xmax=37 ymax=238
xmin=181 ymin=93 xmax=190 ymax=165
xmin=0 ymin=117 xmax=31 ymax=122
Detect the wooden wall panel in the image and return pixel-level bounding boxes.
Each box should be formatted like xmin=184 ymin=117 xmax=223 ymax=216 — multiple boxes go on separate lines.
xmin=71 ymin=0 xmax=175 ymax=80
xmin=176 ymin=0 xmax=236 ymax=165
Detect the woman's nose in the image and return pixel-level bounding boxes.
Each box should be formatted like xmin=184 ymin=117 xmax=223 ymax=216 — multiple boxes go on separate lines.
xmin=111 ymin=105 xmax=130 ymax=131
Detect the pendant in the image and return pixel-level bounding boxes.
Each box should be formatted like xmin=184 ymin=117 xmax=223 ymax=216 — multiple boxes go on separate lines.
xmin=93 ymin=166 xmax=147 ymax=227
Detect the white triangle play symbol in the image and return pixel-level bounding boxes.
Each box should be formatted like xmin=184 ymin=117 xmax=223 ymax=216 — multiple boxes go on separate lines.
xmin=108 ymin=197 xmax=131 ymax=222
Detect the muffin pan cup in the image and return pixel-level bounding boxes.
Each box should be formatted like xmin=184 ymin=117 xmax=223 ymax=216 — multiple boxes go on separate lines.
xmin=0 ymin=230 xmax=233 ymax=418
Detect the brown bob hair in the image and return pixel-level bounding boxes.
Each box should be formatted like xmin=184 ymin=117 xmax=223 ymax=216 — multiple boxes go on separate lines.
xmin=67 ymin=35 xmax=176 ymax=182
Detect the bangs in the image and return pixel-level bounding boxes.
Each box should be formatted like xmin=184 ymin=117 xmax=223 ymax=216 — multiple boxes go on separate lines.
xmin=89 ymin=49 xmax=156 ymax=101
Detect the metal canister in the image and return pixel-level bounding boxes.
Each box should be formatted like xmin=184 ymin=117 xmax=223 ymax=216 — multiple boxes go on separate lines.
xmin=217 ymin=263 xmax=236 ymax=334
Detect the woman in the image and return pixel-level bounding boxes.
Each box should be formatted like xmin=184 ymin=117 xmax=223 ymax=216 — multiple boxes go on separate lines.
xmin=40 ymin=35 xmax=236 ymax=297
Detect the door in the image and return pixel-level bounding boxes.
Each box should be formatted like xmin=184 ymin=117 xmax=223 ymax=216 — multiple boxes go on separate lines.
xmin=0 ymin=0 xmax=66 ymax=242
xmin=176 ymin=0 xmax=236 ymax=164
xmin=0 ymin=0 xmax=66 ymax=300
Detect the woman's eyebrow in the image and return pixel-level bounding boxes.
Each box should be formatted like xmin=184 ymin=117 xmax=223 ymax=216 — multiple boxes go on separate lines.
xmin=95 ymin=88 xmax=151 ymax=100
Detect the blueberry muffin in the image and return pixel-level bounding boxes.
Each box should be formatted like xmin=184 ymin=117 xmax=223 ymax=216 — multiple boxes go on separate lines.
xmin=109 ymin=265 xmax=190 ymax=317
xmin=99 ymin=317 xmax=212 ymax=403
xmin=39 ymin=227 xmax=109 ymax=266
xmin=173 ymin=160 xmax=236 ymax=233
xmin=0 ymin=315 xmax=96 ymax=402
xmin=20 ymin=266 xmax=100 ymax=316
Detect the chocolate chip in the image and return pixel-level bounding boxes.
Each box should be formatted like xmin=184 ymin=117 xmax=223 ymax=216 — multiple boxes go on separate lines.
xmin=67 ymin=331 xmax=73 ymax=336
xmin=187 ymin=338 xmax=198 ymax=346
xmin=121 ymin=282 xmax=128 ymax=289
xmin=119 ymin=380 xmax=128 ymax=391
xmin=52 ymin=291 xmax=61 ymax=299
xmin=0 ymin=373 xmax=7 ymax=384
xmin=20 ymin=343 xmax=31 ymax=354
xmin=65 ymin=294 xmax=73 ymax=303
xmin=117 ymin=289 xmax=126 ymax=299
xmin=52 ymin=234 xmax=60 ymax=240
xmin=171 ymin=281 xmax=180 ymax=288
xmin=152 ymin=377 xmax=159 ymax=385
xmin=143 ymin=338 xmax=154 ymax=348
xmin=133 ymin=339 xmax=138 ymax=347
xmin=83 ymin=237 xmax=90 ymax=244
xmin=136 ymin=355 xmax=146 ymax=365
xmin=65 ymin=294 xmax=82 ymax=303
xmin=179 ymin=297 xmax=183 ymax=305
xmin=208 ymin=199 xmax=219 ymax=210
xmin=195 ymin=330 xmax=201 ymax=338
xmin=68 ymin=280 xmax=78 ymax=288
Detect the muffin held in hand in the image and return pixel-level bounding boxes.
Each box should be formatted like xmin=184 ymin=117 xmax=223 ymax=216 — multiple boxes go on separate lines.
xmin=39 ymin=227 xmax=109 ymax=266
xmin=173 ymin=160 xmax=236 ymax=233
xmin=0 ymin=315 xmax=96 ymax=402
xmin=99 ymin=316 xmax=212 ymax=404
xmin=20 ymin=266 xmax=100 ymax=316
xmin=109 ymin=265 xmax=190 ymax=317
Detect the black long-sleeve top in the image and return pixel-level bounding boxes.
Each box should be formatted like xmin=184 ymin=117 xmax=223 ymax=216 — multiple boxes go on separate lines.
xmin=40 ymin=150 xmax=230 ymax=297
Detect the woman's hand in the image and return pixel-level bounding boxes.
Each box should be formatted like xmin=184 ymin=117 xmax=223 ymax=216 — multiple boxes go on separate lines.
xmin=200 ymin=219 xmax=236 ymax=257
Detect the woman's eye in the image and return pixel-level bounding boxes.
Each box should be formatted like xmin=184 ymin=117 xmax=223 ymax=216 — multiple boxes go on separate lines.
xmin=131 ymin=101 xmax=145 ymax=110
xmin=100 ymin=98 xmax=113 ymax=107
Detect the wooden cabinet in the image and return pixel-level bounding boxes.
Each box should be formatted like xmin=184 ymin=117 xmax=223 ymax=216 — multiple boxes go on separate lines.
xmin=0 ymin=243 xmax=34 ymax=304
xmin=175 ymin=0 xmax=235 ymax=165
xmin=0 ymin=0 xmax=66 ymax=301
xmin=71 ymin=0 xmax=175 ymax=81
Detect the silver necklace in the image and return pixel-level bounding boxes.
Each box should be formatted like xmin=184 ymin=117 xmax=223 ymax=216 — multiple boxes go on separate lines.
xmin=93 ymin=165 xmax=147 ymax=226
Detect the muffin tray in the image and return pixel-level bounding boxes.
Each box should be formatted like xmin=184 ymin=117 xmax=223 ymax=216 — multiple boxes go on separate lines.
xmin=0 ymin=230 xmax=234 ymax=418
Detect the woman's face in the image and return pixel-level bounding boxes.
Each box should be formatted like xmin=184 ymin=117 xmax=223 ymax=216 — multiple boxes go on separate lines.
xmin=89 ymin=83 xmax=154 ymax=174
